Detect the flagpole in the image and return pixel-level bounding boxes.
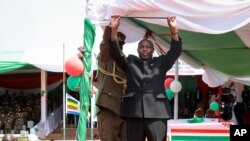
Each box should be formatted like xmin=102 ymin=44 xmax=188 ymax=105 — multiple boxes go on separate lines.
xmin=90 ymin=73 xmax=94 ymax=141
xmin=63 ymin=43 xmax=66 ymax=140
xmin=174 ymin=59 xmax=179 ymax=120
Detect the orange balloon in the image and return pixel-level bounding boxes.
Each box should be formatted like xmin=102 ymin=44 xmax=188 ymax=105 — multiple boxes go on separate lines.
xmin=65 ymin=56 xmax=84 ymax=76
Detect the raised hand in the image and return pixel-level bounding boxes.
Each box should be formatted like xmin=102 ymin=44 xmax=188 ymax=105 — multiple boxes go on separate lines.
xmin=77 ymin=46 xmax=84 ymax=58
xmin=111 ymin=15 xmax=120 ymax=31
xmin=167 ymin=16 xmax=177 ymax=33
xmin=167 ymin=15 xmax=179 ymax=41
xmin=110 ymin=15 xmax=120 ymax=40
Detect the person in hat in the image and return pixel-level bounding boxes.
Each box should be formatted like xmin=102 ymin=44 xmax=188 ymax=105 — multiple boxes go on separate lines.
xmin=109 ymin=15 xmax=182 ymax=141
xmin=96 ymin=25 xmax=127 ymax=141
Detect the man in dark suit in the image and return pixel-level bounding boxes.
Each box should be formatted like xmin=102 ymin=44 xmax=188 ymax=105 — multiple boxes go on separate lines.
xmin=109 ymin=15 xmax=182 ymax=141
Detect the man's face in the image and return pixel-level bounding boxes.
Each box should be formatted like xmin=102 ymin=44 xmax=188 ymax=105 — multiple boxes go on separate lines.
xmin=137 ymin=40 xmax=154 ymax=59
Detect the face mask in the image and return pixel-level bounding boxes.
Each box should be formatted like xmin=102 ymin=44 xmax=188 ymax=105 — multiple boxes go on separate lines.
xmin=118 ymin=40 xmax=125 ymax=46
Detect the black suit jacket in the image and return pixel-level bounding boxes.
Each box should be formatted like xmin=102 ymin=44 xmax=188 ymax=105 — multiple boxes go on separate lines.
xmin=110 ymin=38 xmax=182 ymax=118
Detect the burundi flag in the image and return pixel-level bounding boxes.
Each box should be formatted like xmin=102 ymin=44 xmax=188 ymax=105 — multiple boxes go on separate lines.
xmin=66 ymin=93 xmax=80 ymax=115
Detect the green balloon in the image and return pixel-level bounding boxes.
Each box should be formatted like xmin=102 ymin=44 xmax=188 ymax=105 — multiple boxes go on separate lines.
xmin=165 ymin=89 xmax=175 ymax=100
xmin=67 ymin=76 xmax=81 ymax=92
xmin=34 ymin=126 xmax=39 ymax=132
xmin=210 ymin=101 xmax=219 ymax=111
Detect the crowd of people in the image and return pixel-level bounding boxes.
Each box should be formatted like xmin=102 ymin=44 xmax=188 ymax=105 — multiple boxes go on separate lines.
xmin=1 ymin=134 xmax=16 ymax=141
xmin=0 ymin=90 xmax=62 ymax=134
xmin=0 ymin=92 xmax=41 ymax=134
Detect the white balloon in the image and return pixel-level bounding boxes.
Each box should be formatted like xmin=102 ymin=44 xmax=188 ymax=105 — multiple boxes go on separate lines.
xmin=170 ymin=80 xmax=182 ymax=93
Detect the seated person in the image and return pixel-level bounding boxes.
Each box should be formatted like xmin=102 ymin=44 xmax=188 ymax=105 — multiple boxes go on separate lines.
xmin=2 ymin=134 xmax=16 ymax=141
xmin=187 ymin=108 xmax=205 ymax=123
xmin=205 ymin=109 xmax=217 ymax=118
xmin=194 ymin=107 xmax=204 ymax=118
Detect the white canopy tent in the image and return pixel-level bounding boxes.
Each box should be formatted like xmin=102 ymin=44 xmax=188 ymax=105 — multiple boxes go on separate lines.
xmin=0 ymin=0 xmax=84 ymax=72
xmin=0 ymin=0 xmax=86 ymax=138
xmin=86 ymin=0 xmax=250 ymax=87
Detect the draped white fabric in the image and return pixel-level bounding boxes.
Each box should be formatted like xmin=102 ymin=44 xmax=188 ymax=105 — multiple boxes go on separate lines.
xmin=87 ymin=0 xmax=250 ymax=87
xmin=31 ymin=105 xmax=63 ymax=138
xmin=87 ymin=0 xmax=250 ymax=34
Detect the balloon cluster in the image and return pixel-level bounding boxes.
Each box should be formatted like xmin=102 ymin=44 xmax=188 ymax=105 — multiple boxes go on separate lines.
xmin=164 ymin=78 xmax=182 ymax=100
xmin=65 ymin=56 xmax=84 ymax=92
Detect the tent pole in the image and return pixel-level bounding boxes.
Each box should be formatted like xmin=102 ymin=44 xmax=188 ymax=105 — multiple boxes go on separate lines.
xmin=62 ymin=43 xmax=66 ymax=140
xmin=41 ymin=70 xmax=47 ymax=122
xmin=174 ymin=59 xmax=179 ymax=120
xmin=90 ymin=73 xmax=94 ymax=140
xmin=91 ymin=93 xmax=94 ymax=140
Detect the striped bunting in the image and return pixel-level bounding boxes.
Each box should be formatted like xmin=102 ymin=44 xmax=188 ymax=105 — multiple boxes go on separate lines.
xmin=66 ymin=93 xmax=80 ymax=115
xmin=169 ymin=120 xmax=230 ymax=141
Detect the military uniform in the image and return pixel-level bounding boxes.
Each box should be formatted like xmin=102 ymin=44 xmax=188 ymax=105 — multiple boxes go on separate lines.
xmin=96 ymin=26 xmax=127 ymax=141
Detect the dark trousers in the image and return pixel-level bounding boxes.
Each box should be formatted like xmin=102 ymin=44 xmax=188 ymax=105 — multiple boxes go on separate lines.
xmin=97 ymin=108 xmax=127 ymax=141
xmin=126 ymin=118 xmax=167 ymax=141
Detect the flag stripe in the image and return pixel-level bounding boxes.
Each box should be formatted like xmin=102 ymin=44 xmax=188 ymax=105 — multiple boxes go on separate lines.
xmin=171 ymin=133 xmax=228 ymax=136
xmin=171 ymin=135 xmax=229 ymax=141
xmin=171 ymin=129 xmax=229 ymax=134
xmin=67 ymin=97 xmax=79 ymax=104
xmin=67 ymin=101 xmax=78 ymax=108
xmin=67 ymin=110 xmax=80 ymax=115
xmin=67 ymin=105 xmax=78 ymax=110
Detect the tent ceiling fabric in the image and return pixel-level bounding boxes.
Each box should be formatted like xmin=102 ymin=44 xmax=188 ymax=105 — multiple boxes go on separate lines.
xmin=87 ymin=0 xmax=250 ymax=34
xmin=0 ymin=73 xmax=62 ymax=89
xmin=87 ymin=0 xmax=250 ymax=87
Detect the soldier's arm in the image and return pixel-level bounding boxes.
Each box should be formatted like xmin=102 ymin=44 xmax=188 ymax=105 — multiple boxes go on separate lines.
xmin=99 ymin=26 xmax=112 ymax=62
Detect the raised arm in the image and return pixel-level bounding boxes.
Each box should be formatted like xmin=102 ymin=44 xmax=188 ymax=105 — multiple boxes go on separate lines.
xmin=99 ymin=26 xmax=111 ymax=62
xmin=162 ymin=16 xmax=182 ymax=71
xmin=109 ymin=16 xmax=128 ymax=72
xmin=167 ymin=16 xmax=179 ymax=41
